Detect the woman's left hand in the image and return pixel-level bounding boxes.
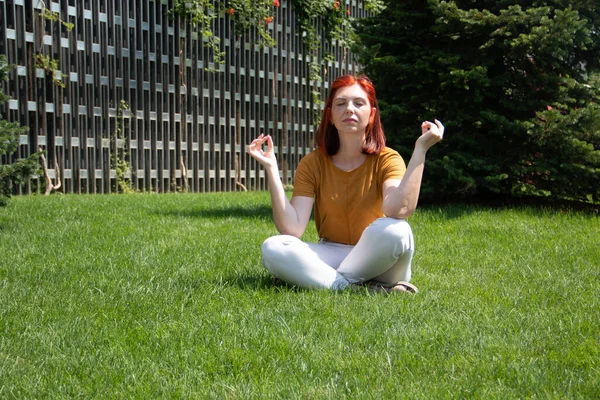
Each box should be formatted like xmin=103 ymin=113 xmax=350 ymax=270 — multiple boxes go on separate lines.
xmin=417 ymin=119 xmax=444 ymax=151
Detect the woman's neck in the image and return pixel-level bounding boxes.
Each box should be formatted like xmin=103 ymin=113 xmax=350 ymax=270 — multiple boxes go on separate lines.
xmin=337 ymin=130 xmax=365 ymax=157
xmin=331 ymin=132 xmax=367 ymax=171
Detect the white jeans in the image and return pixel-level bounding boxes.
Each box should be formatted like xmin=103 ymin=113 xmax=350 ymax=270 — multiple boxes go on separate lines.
xmin=261 ymin=218 xmax=414 ymax=290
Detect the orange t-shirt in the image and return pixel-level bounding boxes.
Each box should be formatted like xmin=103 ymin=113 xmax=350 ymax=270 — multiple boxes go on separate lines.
xmin=293 ymin=146 xmax=406 ymax=245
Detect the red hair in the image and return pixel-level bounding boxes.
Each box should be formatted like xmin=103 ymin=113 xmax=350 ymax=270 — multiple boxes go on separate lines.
xmin=314 ymin=75 xmax=386 ymax=156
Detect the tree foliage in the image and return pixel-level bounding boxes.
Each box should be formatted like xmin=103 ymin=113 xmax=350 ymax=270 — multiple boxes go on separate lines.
xmin=0 ymin=56 xmax=39 ymax=206
xmin=354 ymin=0 xmax=600 ymax=204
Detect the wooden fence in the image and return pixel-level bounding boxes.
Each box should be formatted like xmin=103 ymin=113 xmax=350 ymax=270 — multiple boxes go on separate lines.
xmin=0 ymin=0 xmax=365 ymax=194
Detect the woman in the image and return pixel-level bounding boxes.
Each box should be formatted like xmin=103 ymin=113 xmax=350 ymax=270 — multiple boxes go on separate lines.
xmin=248 ymin=75 xmax=444 ymax=292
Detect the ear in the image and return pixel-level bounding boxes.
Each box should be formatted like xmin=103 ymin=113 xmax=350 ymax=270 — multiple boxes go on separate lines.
xmin=369 ymin=107 xmax=376 ymax=124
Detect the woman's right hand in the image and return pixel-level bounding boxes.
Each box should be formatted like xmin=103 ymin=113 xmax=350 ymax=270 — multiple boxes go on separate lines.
xmin=248 ymin=134 xmax=277 ymax=169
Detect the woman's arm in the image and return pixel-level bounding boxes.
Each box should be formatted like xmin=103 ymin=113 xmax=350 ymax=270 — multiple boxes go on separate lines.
xmin=382 ymin=119 xmax=444 ymax=219
xmin=248 ymin=134 xmax=314 ymax=237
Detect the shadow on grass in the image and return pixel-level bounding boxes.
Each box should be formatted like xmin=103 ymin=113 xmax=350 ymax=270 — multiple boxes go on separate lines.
xmin=227 ymin=273 xmax=278 ymax=290
xmin=420 ymin=195 xmax=600 ymax=217
xmin=212 ymin=272 xmax=317 ymax=293
xmin=169 ymin=269 xmax=283 ymax=291
xmin=180 ymin=272 xmax=393 ymax=295
xmin=153 ymin=204 xmax=274 ymax=220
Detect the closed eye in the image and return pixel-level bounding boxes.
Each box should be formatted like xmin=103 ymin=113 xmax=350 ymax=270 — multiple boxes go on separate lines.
xmin=334 ymin=99 xmax=367 ymax=107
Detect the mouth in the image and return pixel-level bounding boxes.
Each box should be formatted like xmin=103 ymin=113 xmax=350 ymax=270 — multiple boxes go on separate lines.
xmin=343 ymin=118 xmax=358 ymax=123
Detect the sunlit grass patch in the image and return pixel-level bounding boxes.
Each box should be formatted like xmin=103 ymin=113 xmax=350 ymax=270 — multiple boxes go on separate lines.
xmin=1 ymin=193 xmax=598 ymax=398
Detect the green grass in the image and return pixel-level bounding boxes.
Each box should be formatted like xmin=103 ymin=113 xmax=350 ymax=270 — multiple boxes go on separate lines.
xmin=0 ymin=192 xmax=598 ymax=398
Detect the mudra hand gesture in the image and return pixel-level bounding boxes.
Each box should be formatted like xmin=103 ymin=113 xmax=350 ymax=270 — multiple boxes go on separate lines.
xmin=248 ymin=133 xmax=277 ymax=169
xmin=417 ymin=119 xmax=445 ymax=151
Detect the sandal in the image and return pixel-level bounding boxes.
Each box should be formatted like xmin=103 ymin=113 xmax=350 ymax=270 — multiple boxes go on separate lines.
xmin=366 ymin=281 xmax=419 ymax=294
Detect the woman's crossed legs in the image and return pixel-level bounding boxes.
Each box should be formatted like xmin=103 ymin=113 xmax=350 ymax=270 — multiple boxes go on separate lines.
xmin=261 ymin=218 xmax=414 ymax=290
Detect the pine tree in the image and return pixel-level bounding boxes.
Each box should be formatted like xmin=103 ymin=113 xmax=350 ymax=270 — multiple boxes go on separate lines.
xmin=354 ymin=0 xmax=600 ymax=204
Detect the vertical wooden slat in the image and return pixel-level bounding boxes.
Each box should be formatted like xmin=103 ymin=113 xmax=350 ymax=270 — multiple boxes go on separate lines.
xmin=0 ymin=0 xmax=367 ymax=196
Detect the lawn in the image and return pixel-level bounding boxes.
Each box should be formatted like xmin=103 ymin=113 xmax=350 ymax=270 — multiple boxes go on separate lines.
xmin=0 ymin=192 xmax=598 ymax=398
